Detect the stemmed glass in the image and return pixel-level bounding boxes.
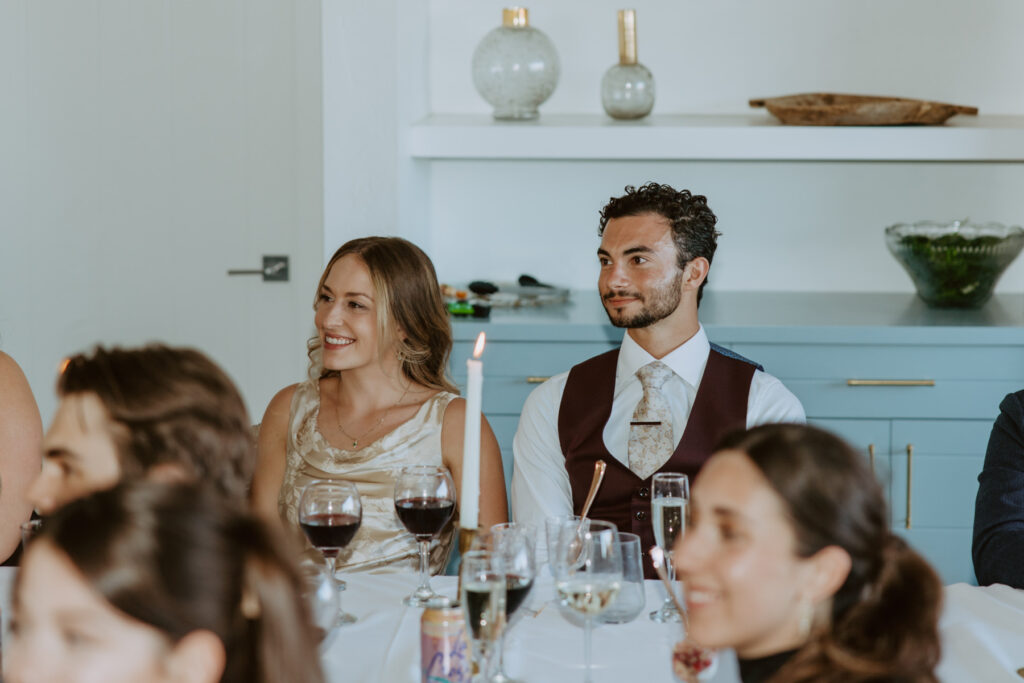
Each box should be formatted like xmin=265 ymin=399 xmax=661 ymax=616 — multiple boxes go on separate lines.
xmin=460 ymin=549 xmax=505 ymax=682
xmin=298 ymin=479 xmax=361 ymax=625
xmin=489 ymin=522 xmax=536 ymax=682
xmin=650 ymin=472 xmax=689 ymax=623
xmin=552 ymin=519 xmax=622 ymax=683
xmin=394 ymin=464 xmax=456 ymax=606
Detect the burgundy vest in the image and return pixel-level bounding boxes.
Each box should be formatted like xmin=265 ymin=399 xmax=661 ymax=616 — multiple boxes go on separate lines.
xmin=558 ymin=347 xmax=755 ymax=578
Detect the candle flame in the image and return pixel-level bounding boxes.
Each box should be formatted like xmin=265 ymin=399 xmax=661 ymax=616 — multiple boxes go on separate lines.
xmin=472 ymin=331 xmax=486 ymax=359
xmin=58 ymin=357 xmax=71 ymax=375
xmin=650 ymin=545 xmax=665 ymax=568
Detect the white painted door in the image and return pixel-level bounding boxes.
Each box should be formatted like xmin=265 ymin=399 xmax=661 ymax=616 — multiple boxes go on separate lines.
xmin=0 ymin=0 xmax=323 ymax=424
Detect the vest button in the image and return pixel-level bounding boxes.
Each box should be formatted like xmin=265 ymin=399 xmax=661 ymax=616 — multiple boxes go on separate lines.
xmin=638 ymin=487 xmax=649 ymax=498
xmin=635 ymin=510 xmax=647 ymax=521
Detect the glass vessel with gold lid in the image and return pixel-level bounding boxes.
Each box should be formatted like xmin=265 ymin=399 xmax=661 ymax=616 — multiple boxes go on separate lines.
xmin=472 ymin=7 xmax=560 ymax=121
xmin=601 ymin=9 xmax=655 ymax=120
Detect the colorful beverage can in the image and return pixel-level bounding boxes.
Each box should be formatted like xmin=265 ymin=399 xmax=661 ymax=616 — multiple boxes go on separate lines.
xmin=421 ymin=606 xmax=470 ymax=683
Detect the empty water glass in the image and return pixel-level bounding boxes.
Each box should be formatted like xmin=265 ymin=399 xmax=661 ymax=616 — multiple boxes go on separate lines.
xmin=544 ymin=514 xmax=587 ymax=577
xmin=598 ymin=532 xmax=646 ymax=624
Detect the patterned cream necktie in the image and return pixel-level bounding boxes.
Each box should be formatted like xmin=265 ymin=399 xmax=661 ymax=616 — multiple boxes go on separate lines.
xmin=627 ymin=361 xmax=675 ymax=479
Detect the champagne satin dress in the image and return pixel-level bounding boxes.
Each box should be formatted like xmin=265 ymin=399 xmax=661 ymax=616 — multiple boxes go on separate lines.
xmin=278 ymin=377 xmax=459 ymax=573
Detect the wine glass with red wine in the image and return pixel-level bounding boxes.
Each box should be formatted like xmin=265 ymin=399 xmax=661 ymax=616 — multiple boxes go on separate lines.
xmin=490 ymin=522 xmax=536 ymax=682
xmin=298 ymin=479 xmax=362 ymax=625
xmin=394 ymin=464 xmax=456 ymax=607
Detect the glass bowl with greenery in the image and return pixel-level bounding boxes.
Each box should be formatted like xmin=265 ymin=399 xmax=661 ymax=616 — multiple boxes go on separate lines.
xmin=885 ymin=220 xmax=1024 ymax=308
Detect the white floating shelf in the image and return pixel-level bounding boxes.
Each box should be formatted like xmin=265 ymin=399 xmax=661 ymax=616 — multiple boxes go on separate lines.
xmin=408 ymin=113 xmax=1024 ymax=161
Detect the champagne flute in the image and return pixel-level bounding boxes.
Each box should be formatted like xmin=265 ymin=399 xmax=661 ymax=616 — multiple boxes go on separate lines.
xmin=490 ymin=522 xmax=536 ymax=682
xmin=650 ymin=472 xmax=689 ymax=623
xmin=460 ymin=549 xmax=505 ymax=682
xmin=552 ymin=519 xmax=621 ymax=683
xmin=394 ymin=464 xmax=456 ymax=606
xmin=298 ymin=479 xmax=361 ymax=625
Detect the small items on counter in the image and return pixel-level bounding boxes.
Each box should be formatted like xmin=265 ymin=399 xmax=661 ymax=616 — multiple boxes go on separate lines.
xmin=442 ymin=275 xmax=569 ymax=313
xmin=442 ymin=286 xmax=491 ymax=319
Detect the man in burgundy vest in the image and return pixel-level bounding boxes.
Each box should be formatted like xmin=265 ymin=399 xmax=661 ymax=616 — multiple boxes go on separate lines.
xmin=511 ymin=183 xmax=805 ymax=579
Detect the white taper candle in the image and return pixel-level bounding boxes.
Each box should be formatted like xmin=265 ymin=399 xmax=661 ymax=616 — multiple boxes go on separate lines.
xmin=460 ymin=332 xmax=486 ymax=529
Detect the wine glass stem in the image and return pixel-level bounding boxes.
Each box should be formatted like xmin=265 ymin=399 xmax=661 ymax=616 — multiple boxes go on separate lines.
xmin=417 ymin=539 xmax=431 ymax=591
xmin=583 ymin=615 xmax=594 ymax=683
xmin=328 ymin=554 xmax=343 ymax=610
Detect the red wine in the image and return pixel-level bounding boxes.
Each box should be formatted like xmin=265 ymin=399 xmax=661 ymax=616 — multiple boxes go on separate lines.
xmin=300 ymin=512 xmax=361 ymax=557
xmin=395 ymin=497 xmax=455 ymax=539
xmin=505 ymin=574 xmax=533 ymax=617
xmin=462 ymin=575 xmax=502 ymax=640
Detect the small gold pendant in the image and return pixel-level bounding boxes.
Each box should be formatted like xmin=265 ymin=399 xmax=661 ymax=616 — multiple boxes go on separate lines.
xmin=352 ymin=440 xmax=358 ymax=448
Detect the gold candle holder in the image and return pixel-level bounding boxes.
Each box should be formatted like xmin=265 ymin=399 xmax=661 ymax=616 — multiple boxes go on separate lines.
xmin=455 ymin=526 xmax=480 ymax=602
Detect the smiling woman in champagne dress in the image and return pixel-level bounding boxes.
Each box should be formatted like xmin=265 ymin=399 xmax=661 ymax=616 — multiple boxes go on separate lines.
xmin=251 ymin=237 xmax=507 ymax=573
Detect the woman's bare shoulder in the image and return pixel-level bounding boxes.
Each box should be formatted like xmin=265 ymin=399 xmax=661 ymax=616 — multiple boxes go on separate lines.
xmin=262 ymin=383 xmax=301 ymax=427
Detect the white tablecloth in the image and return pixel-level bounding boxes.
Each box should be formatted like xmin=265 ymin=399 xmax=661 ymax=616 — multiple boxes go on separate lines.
xmin=318 ymin=572 xmax=742 ymax=682
xmin=2 ymin=569 xmax=1023 ymax=681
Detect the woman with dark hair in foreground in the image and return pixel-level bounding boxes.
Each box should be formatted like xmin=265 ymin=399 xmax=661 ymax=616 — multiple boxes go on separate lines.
xmin=675 ymin=423 xmax=942 ymax=683
xmin=7 ymin=482 xmax=324 ymax=683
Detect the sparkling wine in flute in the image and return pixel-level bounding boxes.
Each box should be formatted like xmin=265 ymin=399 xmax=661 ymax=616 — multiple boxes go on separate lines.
xmin=556 ymin=578 xmax=621 ymax=616
xmin=395 ymin=496 xmax=455 ymax=539
xmin=505 ymin=574 xmax=534 ymax=617
xmin=652 ymin=496 xmax=687 ymax=550
xmin=300 ymin=512 xmax=361 ymax=557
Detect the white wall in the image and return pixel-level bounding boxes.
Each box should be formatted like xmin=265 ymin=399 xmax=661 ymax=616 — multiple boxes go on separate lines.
xmin=430 ymin=1 xmax=1024 ymax=115
xmin=0 ymin=1 xmax=323 ymax=423
xmin=325 ymin=0 xmax=1024 ymax=294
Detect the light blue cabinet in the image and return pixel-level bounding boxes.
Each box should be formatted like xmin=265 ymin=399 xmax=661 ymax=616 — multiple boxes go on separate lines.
xmin=450 ymin=291 xmax=1024 ymax=585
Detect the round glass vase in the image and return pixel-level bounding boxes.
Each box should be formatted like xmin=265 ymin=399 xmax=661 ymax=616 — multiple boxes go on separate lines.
xmin=471 ymin=8 xmax=560 ymax=121
xmin=601 ymin=9 xmax=654 ymax=120
xmin=601 ymin=63 xmax=655 ymax=120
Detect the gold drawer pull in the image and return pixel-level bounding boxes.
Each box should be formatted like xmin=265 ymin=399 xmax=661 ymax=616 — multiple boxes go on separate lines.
xmin=846 ymin=379 xmax=935 ymax=387
xmin=867 ymin=443 xmax=875 ymax=473
xmin=526 ymin=376 xmax=550 ymax=384
xmin=906 ymin=444 xmax=913 ymax=530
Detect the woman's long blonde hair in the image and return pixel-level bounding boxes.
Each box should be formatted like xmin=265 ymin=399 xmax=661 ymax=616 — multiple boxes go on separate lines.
xmin=308 ymin=237 xmax=458 ymax=393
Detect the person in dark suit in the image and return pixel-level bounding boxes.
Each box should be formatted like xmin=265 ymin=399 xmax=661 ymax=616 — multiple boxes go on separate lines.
xmin=972 ymin=390 xmax=1024 ymax=588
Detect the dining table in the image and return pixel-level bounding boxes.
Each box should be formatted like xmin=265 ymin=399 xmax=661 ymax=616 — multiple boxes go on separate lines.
xmin=1 ymin=567 xmax=1023 ymax=681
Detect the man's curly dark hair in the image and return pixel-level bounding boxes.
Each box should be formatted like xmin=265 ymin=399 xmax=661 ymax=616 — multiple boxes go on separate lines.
xmin=598 ymin=182 xmax=721 ymax=304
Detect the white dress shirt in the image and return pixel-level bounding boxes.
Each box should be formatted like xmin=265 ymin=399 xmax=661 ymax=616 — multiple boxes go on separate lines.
xmin=510 ymin=326 xmax=806 ymax=531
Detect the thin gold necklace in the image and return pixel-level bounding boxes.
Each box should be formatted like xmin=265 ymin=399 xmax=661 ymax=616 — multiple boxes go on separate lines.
xmin=335 ymin=382 xmax=412 ymax=449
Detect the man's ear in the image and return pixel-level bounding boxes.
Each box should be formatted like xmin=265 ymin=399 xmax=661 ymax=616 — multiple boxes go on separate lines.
xmin=682 ymin=257 xmax=710 ymax=291
xmin=166 ymin=630 xmax=225 ymax=683
xmin=807 ymin=545 xmax=852 ymax=602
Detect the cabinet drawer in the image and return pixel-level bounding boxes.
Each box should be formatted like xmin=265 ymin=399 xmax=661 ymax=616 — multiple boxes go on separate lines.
xmin=889 ymin=420 xmax=990 ymax=530
xmin=809 ymin=418 xmax=892 ymax=508
xmin=452 ymin=341 xmax=617 ymax=378
xmin=729 ymin=343 xmax=1024 ymax=382
xmin=893 ymin=528 xmax=976 ymax=585
xmin=489 ymin=415 xmax=519 ymax=449
xmin=453 ymin=375 xmax=537 ymax=415
xmin=792 ymin=379 xmax=1018 ymax=420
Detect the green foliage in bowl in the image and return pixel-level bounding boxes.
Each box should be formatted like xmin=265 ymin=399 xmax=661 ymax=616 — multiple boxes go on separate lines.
xmin=885 ymin=220 xmax=1024 ymax=308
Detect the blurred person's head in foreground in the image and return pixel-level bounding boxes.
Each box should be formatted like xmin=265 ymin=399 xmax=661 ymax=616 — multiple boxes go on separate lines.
xmin=7 ymin=481 xmax=324 ymax=683
xmin=675 ymin=423 xmax=942 ymax=683
xmin=28 ymin=344 xmax=254 ymax=515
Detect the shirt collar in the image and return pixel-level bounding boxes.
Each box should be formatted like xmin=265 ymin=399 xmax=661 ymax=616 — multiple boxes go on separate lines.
xmin=616 ymin=325 xmax=709 ymax=391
